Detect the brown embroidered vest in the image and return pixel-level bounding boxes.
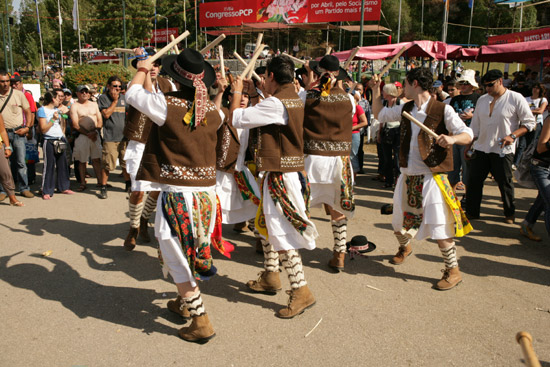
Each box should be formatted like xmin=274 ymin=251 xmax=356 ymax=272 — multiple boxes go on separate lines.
xmin=303 ymin=86 xmax=353 ymax=156
xmin=216 ymin=107 xmax=240 ymax=173
xmin=399 ymin=98 xmax=453 ymax=173
xmin=123 ymin=77 xmax=173 ymax=144
xmin=256 ymin=83 xmax=305 ymax=172
xmin=137 ymin=89 xmax=221 ymax=186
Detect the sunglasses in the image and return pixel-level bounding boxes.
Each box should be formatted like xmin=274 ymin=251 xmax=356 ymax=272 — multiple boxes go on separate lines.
xmin=483 ymin=82 xmax=495 ymax=88
xmin=111 ymin=85 xmax=122 ymax=89
xmin=79 ymin=90 xmax=90 ymax=94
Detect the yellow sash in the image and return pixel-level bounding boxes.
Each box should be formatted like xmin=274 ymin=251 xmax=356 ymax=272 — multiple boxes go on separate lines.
xmin=433 ymin=173 xmax=473 ymax=237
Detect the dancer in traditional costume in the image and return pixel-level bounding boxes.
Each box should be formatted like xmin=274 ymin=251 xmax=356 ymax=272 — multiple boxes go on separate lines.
xmin=371 ymin=67 xmax=473 ymax=290
xmin=126 ymin=49 xmax=233 ymax=342
xmin=231 ymin=55 xmax=319 ymax=318
xmin=123 ymin=48 xmax=176 ymax=250
xmin=214 ymin=82 xmax=261 ymax=227
xmin=299 ymin=55 xmax=356 ymax=272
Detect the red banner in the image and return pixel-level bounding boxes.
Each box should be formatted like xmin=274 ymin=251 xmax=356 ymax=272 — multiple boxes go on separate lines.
xmin=148 ymin=27 xmax=180 ymax=44
xmin=200 ymin=0 xmax=256 ymax=27
xmin=200 ymin=0 xmax=381 ymax=27
xmin=488 ymin=27 xmax=550 ymax=45
xmin=308 ymin=0 xmax=381 ymax=23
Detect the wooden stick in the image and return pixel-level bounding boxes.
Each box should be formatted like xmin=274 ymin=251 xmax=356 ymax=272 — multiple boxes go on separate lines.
xmin=148 ymin=31 xmax=190 ymax=64
xmin=200 ymin=34 xmax=226 ymax=55
xmin=241 ymin=45 xmax=266 ymax=79
xmin=343 ymin=46 xmax=360 ymax=70
xmin=218 ymin=45 xmax=225 ymax=80
xmin=233 ymin=52 xmax=261 ymax=81
xmin=379 ymin=46 xmax=408 ymax=76
xmin=282 ymin=52 xmax=306 ymax=65
xmin=402 ymin=111 xmax=439 ymax=139
xmin=169 ymin=35 xmax=180 ymax=54
xmin=254 ymin=33 xmax=264 ymax=53
xmin=325 ymin=46 xmax=332 ymax=55
xmin=112 ymin=48 xmax=134 ymax=53
xmin=516 ymin=332 xmax=541 ymax=367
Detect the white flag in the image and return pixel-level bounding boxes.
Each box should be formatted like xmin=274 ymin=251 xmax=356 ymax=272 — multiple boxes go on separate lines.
xmin=72 ymin=0 xmax=78 ymax=30
xmin=58 ymin=0 xmax=62 ymax=25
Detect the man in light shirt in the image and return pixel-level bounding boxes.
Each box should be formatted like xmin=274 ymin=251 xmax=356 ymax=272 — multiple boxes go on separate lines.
xmin=466 ymin=69 xmax=536 ymax=224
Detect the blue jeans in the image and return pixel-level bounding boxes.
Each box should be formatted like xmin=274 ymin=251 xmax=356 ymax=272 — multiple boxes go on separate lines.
xmin=449 ymin=144 xmax=469 ymax=186
xmin=527 ymin=164 xmax=550 ymax=235
xmin=350 ymin=132 xmax=361 ymax=172
xmin=0 ymin=130 xmax=29 ymax=193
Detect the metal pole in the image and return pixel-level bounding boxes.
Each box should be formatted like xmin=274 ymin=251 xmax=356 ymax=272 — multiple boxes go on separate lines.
xmin=57 ymin=0 xmax=64 ymax=69
xmin=397 ymin=0 xmax=402 ymax=43
xmin=194 ymin=0 xmax=198 ymax=49
xmin=468 ymin=0 xmax=475 ymax=46
xmin=5 ymin=0 xmax=13 ymax=73
xmin=165 ymin=17 xmax=168 ymax=47
xmin=123 ymin=0 xmax=127 ymax=67
xmin=0 ymin=11 xmax=6 ymax=72
xmin=183 ymin=0 xmax=188 ymax=47
xmin=357 ymin=0 xmax=365 ymax=82
xmin=154 ymin=2 xmax=157 ymax=50
xmin=421 ymin=0 xmax=424 ymax=35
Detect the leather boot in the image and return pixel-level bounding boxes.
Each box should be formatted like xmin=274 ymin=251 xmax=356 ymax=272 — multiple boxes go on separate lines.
xmin=246 ymin=271 xmax=282 ymax=294
xmin=233 ymin=221 xmax=248 ymax=233
xmin=328 ymin=251 xmax=345 ymax=272
xmin=435 ymin=267 xmax=462 ymax=290
xmin=390 ymin=244 xmax=412 ymax=265
xmin=139 ymin=217 xmax=151 ymax=243
xmin=178 ymin=314 xmax=216 ymax=344
xmin=167 ymin=296 xmax=190 ymax=320
xmin=276 ymin=285 xmax=316 ymax=319
xmin=123 ymin=227 xmax=139 ymax=251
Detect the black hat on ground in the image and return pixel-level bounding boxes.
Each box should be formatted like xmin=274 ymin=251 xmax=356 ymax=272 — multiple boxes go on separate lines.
xmin=481 ymin=69 xmax=503 ymax=83
xmin=346 ymin=235 xmax=376 ymax=257
xmin=131 ymin=47 xmax=157 ymax=69
xmin=161 ymin=48 xmax=216 ymax=89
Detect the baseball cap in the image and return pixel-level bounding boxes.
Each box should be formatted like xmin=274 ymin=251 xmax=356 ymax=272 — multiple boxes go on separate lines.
xmin=481 ymin=69 xmax=503 ymax=83
xmin=394 ymin=81 xmax=403 ymax=88
xmin=76 ymin=85 xmax=89 ymax=92
xmin=433 ymin=80 xmax=443 ymax=88
xmin=10 ymin=75 xmax=21 ymax=83
xmin=62 ymin=88 xmax=72 ymax=95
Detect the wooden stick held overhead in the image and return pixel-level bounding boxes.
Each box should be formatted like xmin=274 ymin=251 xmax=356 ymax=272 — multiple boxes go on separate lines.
xmin=233 ymin=52 xmax=261 ymax=81
xmin=379 ymin=46 xmax=408 ymax=76
xmin=402 ymin=111 xmax=439 ymax=139
xmin=325 ymin=46 xmax=332 ymax=55
xmin=169 ymin=35 xmax=180 ymax=54
xmin=241 ymin=45 xmax=266 ymax=79
xmin=282 ymin=52 xmax=306 ymax=65
xmin=112 ymin=48 xmax=134 ymax=53
xmin=343 ymin=46 xmax=360 ymax=70
xmin=200 ymin=34 xmax=226 ymax=55
xmin=254 ymin=33 xmax=264 ymax=53
xmin=218 ymin=45 xmax=225 ymax=80
xmin=148 ymin=31 xmax=190 ymax=64
xmin=516 ymin=332 xmax=541 ymax=367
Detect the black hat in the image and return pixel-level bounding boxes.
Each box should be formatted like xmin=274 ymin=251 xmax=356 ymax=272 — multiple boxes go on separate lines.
xmin=161 ymin=48 xmax=216 ymax=89
xmin=131 ymin=47 xmax=157 ymax=69
xmin=255 ymin=66 xmax=266 ymax=76
xmin=310 ymin=55 xmax=348 ymax=81
xmin=10 ymin=75 xmax=21 ymax=83
xmin=346 ymin=235 xmax=376 ymax=258
xmin=481 ymin=69 xmax=503 ymax=83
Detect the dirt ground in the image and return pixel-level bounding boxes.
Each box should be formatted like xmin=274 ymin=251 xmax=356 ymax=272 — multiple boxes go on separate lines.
xmin=0 ymin=149 xmax=548 ymax=367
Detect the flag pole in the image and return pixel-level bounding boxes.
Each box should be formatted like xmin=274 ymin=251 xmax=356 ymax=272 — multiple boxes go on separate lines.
xmin=35 ymin=0 xmax=45 ymax=75
xmin=468 ymin=0 xmax=474 ymax=46
xmin=57 ymin=0 xmax=64 ymax=69
xmin=74 ymin=0 xmax=82 ymax=64
xmin=183 ymin=0 xmax=188 ymax=47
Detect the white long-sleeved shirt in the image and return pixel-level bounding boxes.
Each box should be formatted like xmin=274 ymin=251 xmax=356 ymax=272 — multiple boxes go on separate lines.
xmin=378 ymin=97 xmax=473 ymax=176
xmin=470 ymin=89 xmax=536 ymax=155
